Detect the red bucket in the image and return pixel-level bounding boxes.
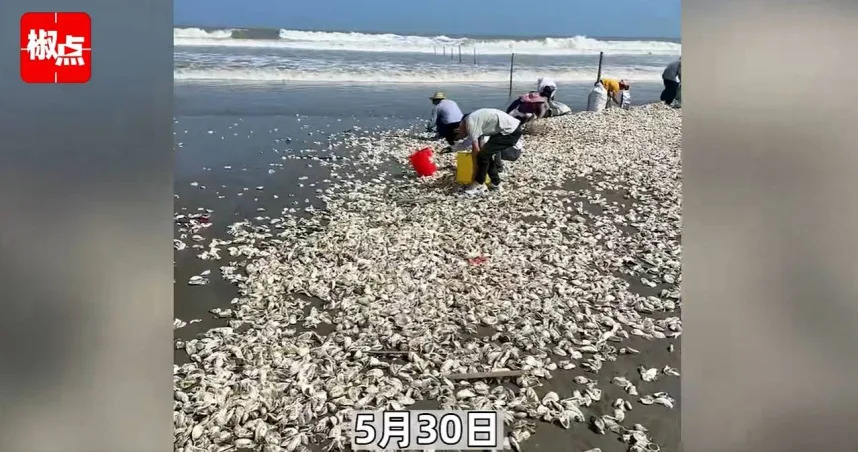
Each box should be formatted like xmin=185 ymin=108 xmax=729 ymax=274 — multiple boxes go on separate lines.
xmin=409 ymin=147 xmax=437 ymax=177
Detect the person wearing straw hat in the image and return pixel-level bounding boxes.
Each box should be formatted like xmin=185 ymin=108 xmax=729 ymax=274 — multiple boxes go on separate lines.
xmin=600 ymin=78 xmax=631 ymax=107
xmin=426 ymin=91 xmax=464 ymax=148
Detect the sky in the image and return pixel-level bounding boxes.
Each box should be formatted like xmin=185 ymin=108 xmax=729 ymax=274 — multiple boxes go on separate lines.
xmin=175 ymin=0 xmax=681 ymax=39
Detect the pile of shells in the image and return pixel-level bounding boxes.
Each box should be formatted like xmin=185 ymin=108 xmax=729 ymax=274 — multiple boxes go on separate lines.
xmin=174 ymin=104 xmax=682 ymax=452
xmin=521 ymin=120 xmax=548 ymax=136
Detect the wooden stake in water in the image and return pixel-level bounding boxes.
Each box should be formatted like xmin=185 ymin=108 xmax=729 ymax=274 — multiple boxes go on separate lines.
xmin=596 ymin=51 xmax=604 ymax=83
xmin=508 ymin=53 xmax=515 ymax=99
xmin=473 ymin=47 xmax=477 ymax=65
xmin=458 ymin=45 xmax=462 ymax=63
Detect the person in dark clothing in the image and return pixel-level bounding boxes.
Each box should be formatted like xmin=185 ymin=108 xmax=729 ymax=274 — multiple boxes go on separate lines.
xmin=660 ymin=58 xmax=681 ymax=105
xmin=436 ymin=120 xmax=461 ymax=146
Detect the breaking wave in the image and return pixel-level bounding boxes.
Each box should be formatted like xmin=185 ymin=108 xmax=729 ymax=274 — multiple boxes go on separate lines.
xmin=174 ymin=27 xmax=681 ymax=56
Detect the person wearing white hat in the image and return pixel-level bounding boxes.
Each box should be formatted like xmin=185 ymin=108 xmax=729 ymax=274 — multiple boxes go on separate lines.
xmin=536 ymin=77 xmax=557 ymax=101
xmin=600 ymin=78 xmax=631 ymax=107
xmin=426 ymin=91 xmax=464 ymax=147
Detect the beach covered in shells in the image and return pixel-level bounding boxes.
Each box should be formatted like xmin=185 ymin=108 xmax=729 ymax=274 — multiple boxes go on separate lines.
xmin=174 ymin=103 xmax=682 ymax=452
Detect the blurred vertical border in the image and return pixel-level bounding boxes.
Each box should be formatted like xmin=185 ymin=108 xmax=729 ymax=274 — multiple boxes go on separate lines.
xmin=0 ymin=1 xmax=172 ymax=451
xmin=683 ymin=0 xmax=858 ymax=450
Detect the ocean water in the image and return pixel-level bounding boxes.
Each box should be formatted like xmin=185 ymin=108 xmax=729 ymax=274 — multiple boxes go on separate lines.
xmin=174 ymin=27 xmax=680 ymax=84
xmin=174 ymin=26 xmax=681 ymax=128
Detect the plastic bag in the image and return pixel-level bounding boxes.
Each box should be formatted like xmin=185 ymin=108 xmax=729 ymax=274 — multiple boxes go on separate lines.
xmin=548 ymin=100 xmax=572 ymax=116
xmin=587 ymin=83 xmax=608 ymax=112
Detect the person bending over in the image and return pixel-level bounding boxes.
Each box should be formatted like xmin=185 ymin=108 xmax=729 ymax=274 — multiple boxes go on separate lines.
xmin=455 ymin=108 xmax=523 ymax=195
xmin=660 ymin=58 xmax=681 ymax=105
xmin=426 ymin=92 xmax=464 ymax=148
xmin=600 ymin=78 xmax=631 ymax=107
xmin=537 ymin=77 xmax=557 ymax=101
xmin=505 ymin=91 xmax=549 ymax=123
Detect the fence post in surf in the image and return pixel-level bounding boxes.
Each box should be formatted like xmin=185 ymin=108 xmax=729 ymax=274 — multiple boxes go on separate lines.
xmin=508 ymin=53 xmax=515 ymax=99
xmin=473 ymin=47 xmax=477 ymax=65
xmin=596 ymin=51 xmax=604 ymax=83
xmin=458 ymin=45 xmax=462 ymax=63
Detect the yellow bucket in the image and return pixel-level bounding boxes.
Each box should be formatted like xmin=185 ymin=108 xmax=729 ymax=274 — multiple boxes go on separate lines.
xmin=456 ymin=151 xmax=490 ymax=185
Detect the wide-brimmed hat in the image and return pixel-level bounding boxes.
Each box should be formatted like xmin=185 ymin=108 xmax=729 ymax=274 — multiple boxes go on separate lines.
xmin=430 ymin=91 xmax=446 ymax=100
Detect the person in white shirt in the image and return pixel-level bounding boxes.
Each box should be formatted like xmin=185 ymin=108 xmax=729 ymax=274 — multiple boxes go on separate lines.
xmin=660 ymin=58 xmax=681 ymax=105
xmin=454 ymin=108 xmax=523 ymax=194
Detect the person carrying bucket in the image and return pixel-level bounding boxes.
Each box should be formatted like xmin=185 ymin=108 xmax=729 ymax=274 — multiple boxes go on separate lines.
xmin=426 ymin=92 xmax=464 ymax=149
xmin=455 ymin=108 xmax=523 ymax=195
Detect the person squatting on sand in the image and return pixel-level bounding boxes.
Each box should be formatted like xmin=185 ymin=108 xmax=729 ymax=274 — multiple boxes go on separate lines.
xmin=425 ymin=92 xmax=464 ymax=148
xmin=660 ymin=57 xmax=681 ymax=106
xmin=506 ymin=91 xmax=549 ymax=123
xmin=601 ymin=78 xmax=631 ymax=108
xmin=537 ymin=77 xmax=557 ymax=101
xmin=456 ymin=108 xmax=523 ymax=195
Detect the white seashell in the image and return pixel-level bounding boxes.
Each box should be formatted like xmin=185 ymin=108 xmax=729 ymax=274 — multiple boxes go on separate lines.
xmin=456 ymin=389 xmax=476 ymax=399
xmin=235 ymin=439 xmax=253 ymax=449
xmin=612 ymin=376 xmax=639 ymax=396
xmin=541 ymin=391 xmax=559 ymax=405
xmin=188 ymin=275 xmax=209 ymax=286
xmin=639 ymin=366 xmax=658 ymax=382
xmin=663 ymin=365 xmax=680 ymax=376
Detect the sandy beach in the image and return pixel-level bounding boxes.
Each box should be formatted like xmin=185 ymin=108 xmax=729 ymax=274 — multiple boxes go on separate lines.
xmin=174 ymin=102 xmax=681 ymax=452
